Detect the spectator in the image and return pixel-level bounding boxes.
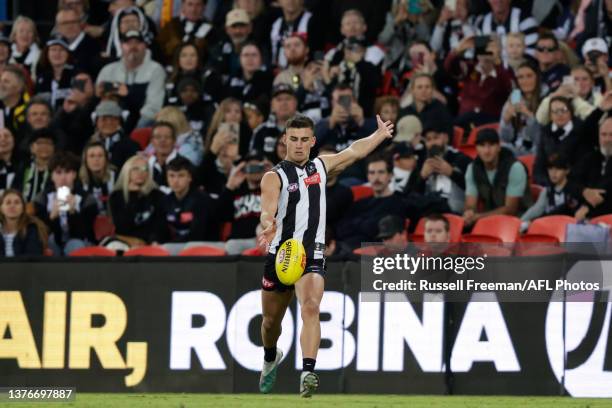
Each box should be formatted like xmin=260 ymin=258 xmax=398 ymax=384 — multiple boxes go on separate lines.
xmin=147 ymin=121 xmax=184 ymax=192
xmin=0 ymin=34 xmax=12 ymax=75
xmin=154 ymin=106 xmax=204 ymax=166
xmin=572 ymin=116 xmax=612 ymax=220
xmin=581 ymin=38 xmax=612 ymax=95
xmin=34 ymin=151 xmax=98 ymax=256
xmin=424 ymin=213 xmax=451 ymax=244
xmin=19 ymin=98 xmax=67 ymax=157
xmin=55 ymin=72 xmax=97 ymax=155
xmin=34 ymin=35 xmax=77 ymax=110
xmin=473 ymin=0 xmax=539 ymax=54
xmin=572 ymin=1 xmax=612 ymax=49
xmin=14 ymin=129 xmax=55 ymax=203
xmin=90 ymin=100 xmax=140 ymax=169
xmin=157 ymin=0 xmax=214 ymax=65
xmin=504 ymin=32 xmax=529 ymax=72
xmin=534 ymin=32 xmax=570 ymax=93
xmin=398 ymin=72 xmax=454 ymax=135
xmin=375 ymin=96 xmax=400 ymax=125
xmin=226 ymin=42 xmax=273 ymax=104
xmin=0 ymin=128 xmax=18 ymax=194
xmin=79 ymin=141 xmax=117 ymax=214
xmin=314 ymin=84 xmax=376 ymax=183
xmin=0 ymin=189 xmax=45 ymax=256
xmin=250 ymin=84 xmax=298 ymax=161
xmin=335 ymin=156 xmax=413 ymax=249
xmin=0 ymin=65 xmax=30 ymax=138
xmin=322 ymin=35 xmax=380 ymax=115
xmin=534 ymin=96 xmax=589 ymax=185
xmin=198 ymin=131 xmax=240 ymax=195
xmin=274 ymin=33 xmax=310 ymax=87
xmin=535 ymin=80 xmax=598 ymax=126
xmin=521 ymin=153 xmax=580 ymax=223
xmin=500 ymin=62 xmax=543 ymax=156
xmin=162 ymin=156 xmax=219 ymax=242
xmin=54 ymin=7 xmax=101 ymax=75
xmin=463 ymin=129 xmax=531 ymax=227
xmin=243 ymin=101 xmax=265 ymax=131
xmin=205 ymin=97 xmax=252 ymax=156
xmin=376 ymin=214 xmax=408 ymax=247
xmin=96 ymin=30 xmax=166 ymax=132
xmin=219 ymin=150 xmax=265 ymax=254
xmin=269 ymin=0 xmax=323 ymax=68
xmin=318 ymin=144 xmax=352 ymax=232
xmin=109 ymin=154 xmax=168 ymax=246
xmin=390 ymin=142 xmax=420 ymax=195
xmin=103 ymin=5 xmax=157 ymax=61
xmin=209 ymin=8 xmax=253 ymax=80
xmin=445 ymin=34 xmax=513 ymax=128
xmin=429 ymin=0 xmax=475 ymax=60
xmin=328 ymin=9 xmax=386 ymax=68
xmin=172 ymin=76 xmax=216 ymax=135
xmin=418 ymin=125 xmax=471 ymax=214
xmin=9 ymin=16 xmax=41 ymax=76
xmin=572 ymin=65 xmax=602 ymax=106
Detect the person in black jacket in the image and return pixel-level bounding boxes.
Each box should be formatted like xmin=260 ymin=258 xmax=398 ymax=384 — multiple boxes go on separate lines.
xmin=162 ymin=157 xmax=218 ymax=243
xmin=109 ymin=154 xmax=168 ymax=246
xmin=34 ymin=152 xmax=98 ymax=256
xmin=218 ymin=150 xmax=265 ymax=254
xmin=0 ymin=128 xmax=18 ymax=195
xmin=34 ymin=35 xmax=77 ymax=111
xmin=90 ymin=100 xmax=140 ymax=169
xmin=0 ymin=189 xmax=45 ymax=257
xmin=226 ymin=42 xmax=273 ymax=105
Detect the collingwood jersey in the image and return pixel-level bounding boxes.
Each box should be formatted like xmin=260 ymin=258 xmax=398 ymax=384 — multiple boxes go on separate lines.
xmin=269 ymin=158 xmax=327 ymax=259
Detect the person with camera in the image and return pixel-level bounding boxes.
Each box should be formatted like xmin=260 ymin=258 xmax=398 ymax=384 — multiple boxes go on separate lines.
xmin=418 ymin=124 xmax=471 ymax=214
xmin=218 ymin=150 xmax=266 ymax=254
xmin=33 ymin=151 xmax=98 ymax=256
xmin=162 ymin=156 xmax=219 ymax=243
xmin=445 ymin=34 xmax=513 ymax=128
xmin=581 ymin=38 xmax=612 ymax=95
xmin=96 ymin=30 xmax=166 ymax=133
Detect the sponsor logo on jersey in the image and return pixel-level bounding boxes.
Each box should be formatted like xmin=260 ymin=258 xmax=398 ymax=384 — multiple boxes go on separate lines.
xmin=304 ymin=173 xmax=321 ymax=186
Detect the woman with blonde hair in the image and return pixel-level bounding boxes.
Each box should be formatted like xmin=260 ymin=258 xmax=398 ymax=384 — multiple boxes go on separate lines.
xmin=0 ymin=189 xmax=46 ymax=256
xmin=205 ymin=97 xmax=251 ymax=155
xmin=153 ymin=106 xmax=204 ymax=166
xmin=109 ymin=154 xmax=167 ymax=246
xmin=9 ymin=16 xmax=41 ymax=76
xmin=79 ymin=141 xmax=117 ymax=214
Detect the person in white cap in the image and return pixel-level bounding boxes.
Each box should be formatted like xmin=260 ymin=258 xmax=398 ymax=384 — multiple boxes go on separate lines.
xmin=582 ymin=37 xmax=612 ymax=95
xmin=208 ymin=8 xmax=253 ymax=79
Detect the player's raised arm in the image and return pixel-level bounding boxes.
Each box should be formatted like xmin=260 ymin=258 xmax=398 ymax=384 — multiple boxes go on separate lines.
xmin=319 ymin=115 xmax=394 ymax=176
xmin=259 ymin=170 xmax=281 ymax=245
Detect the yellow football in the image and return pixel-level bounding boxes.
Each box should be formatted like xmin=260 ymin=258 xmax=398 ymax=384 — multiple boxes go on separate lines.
xmin=275 ymin=238 xmax=307 ymax=285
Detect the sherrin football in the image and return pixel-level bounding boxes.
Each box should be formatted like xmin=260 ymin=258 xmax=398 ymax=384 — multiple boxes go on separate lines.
xmin=275 ymin=238 xmax=307 ymax=285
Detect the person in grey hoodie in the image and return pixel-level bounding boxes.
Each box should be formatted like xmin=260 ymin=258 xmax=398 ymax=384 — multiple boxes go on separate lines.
xmin=96 ymin=30 xmax=166 ymax=133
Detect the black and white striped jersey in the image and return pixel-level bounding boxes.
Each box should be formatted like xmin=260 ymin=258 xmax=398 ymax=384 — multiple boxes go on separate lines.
xmin=268 ymin=157 xmax=327 ymax=260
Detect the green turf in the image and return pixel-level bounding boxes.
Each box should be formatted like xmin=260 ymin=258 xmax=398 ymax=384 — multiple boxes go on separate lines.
xmin=2 ymin=394 xmax=611 ymax=408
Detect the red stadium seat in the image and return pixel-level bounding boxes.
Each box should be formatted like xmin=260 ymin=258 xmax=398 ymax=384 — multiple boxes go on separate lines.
xmin=590 ymin=214 xmax=612 ymax=228
xmin=517 ymin=234 xmax=560 ymax=243
xmin=465 ymin=123 xmax=500 ymax=146
xmin=452 ymin=126 xmax=465 ymax=147
xmin=242 ymin=247 xmax=266 ymax=256
xmin=458 ymin=145 xmax=477 ymax=159
xmin=526 ymin=215 xmax=576 ymax=243
xmin=178 ymin=246 xmax=227 ymax=256
xmin=44 ymin=248 xmax=53 ymax=256
xmin=69 ymin=246 xmax=116 ymax=257
xmin=530 ymin=184 xmax=544 ymax=202
xmin=130 ymin=127 xmax=152 ymax=149
xmin=518 ymin=155 xmax=536 ymax=180
xmin=351 ymin=185 xmax=374 ymax=201
xmin=124 ymin=246 xmax=170 ymax=256
xmin=94 ymin=215 xmax=116 ymax=242
xmin=353 ymin=245 xmax=384 ymax=255
xmin=470 ymin=214 xmax=521 ymax=243
xmin=460 ymin=234 xmax=503 ymax=243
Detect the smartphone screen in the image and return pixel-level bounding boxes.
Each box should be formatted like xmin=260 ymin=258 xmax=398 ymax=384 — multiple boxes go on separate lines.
xmin=510 ymin=89 xmax=522 ymax=105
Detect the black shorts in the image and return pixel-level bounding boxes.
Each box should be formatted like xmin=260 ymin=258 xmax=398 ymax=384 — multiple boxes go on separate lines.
xmin=261 ymin=253 xmax=326 ymax=292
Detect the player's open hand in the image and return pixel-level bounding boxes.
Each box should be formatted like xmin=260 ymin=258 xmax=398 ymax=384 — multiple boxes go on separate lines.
xmin=375 ymin=115 xmax=394 ymax=139
xmin=259 ymin=220 xmax=277 ymax=248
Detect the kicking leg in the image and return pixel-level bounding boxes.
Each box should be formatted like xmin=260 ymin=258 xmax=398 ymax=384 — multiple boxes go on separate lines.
xmin=259 ymin=289 xmax=292 ymax=393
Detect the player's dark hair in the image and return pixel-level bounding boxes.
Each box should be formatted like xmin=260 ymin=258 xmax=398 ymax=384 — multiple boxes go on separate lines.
xmin=285 ymin=114 xmax=314 ymax=131
xmin=425 ymin=213 xmax=450 ymax=232
xmin=49 ymin=151 xmax=80 ymax=173
xmin=167 ymin=156 xmax=194 ymax=176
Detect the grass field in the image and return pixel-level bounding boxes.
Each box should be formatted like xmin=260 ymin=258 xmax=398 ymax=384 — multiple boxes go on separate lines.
xmin=2 ymin=394 xmax=612 ymax=408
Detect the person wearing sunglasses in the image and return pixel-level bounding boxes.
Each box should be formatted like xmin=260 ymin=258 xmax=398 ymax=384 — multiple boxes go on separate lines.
xmin=534 ymin=32 xmax=570 ymax=94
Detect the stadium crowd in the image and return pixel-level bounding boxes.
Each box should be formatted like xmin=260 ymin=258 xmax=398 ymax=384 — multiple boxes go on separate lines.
xmin=0 ymin=0 xmax=611 ymax=257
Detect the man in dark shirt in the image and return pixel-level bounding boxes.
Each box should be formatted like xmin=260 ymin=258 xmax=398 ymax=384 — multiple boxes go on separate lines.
xmin=90 ymin=100 xmax=140 ymax=169
xmin=163 ymin=156 xmax=218 ymax=243
xmin=535 ymin=33 xmax=570 ymax=93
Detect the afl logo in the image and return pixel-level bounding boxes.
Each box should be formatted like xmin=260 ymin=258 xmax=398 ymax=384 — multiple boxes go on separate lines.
xmin=287 ymin=183 xmax=299 ymax=192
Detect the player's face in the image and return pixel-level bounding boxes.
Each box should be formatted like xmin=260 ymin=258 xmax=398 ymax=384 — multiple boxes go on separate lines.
xmin=284 ymin=127 xmax=314 ymax=163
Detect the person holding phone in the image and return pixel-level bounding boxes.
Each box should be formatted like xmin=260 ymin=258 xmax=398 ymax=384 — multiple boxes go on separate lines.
xmin=33 ymin=151 xmax=98 ymax=256
xmin=219 ymin=150 xmax=266 ymax=254
xmin=430 ymin=0 xmax=475 ymax=60
xmin=581 ymin=38 xmax=612 ymax=95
